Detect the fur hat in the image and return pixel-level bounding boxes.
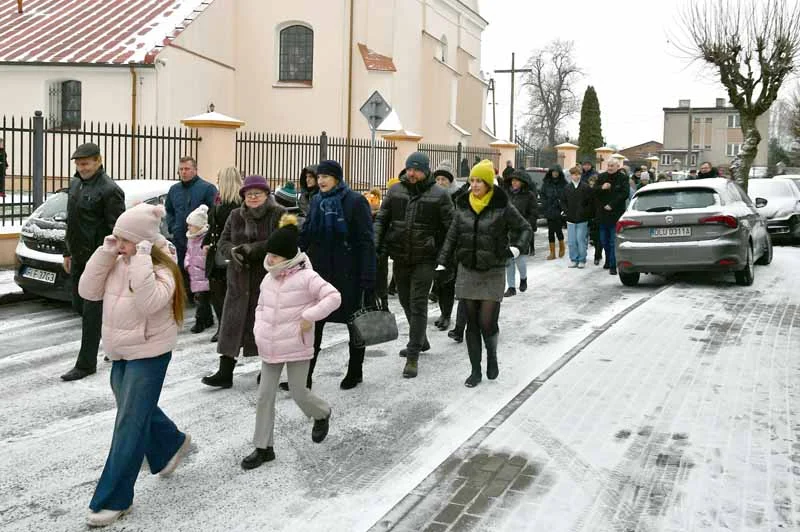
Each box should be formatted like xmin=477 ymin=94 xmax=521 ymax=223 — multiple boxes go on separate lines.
xmin=113 ymin=203 xmax=166 ymax=244
xmin=239 ymin=175 xmax=271 ymax=199
xmin=317 ymin=160 xmax=344 ymax=182
xmin=470 ymin=159 xmax=496 ymax=188
xmin=405 ymin=151 xmax=430 ymax=174
xmin=433 ymin=160 xmax=455 ymax=182
xmin=265 ymin=214 xmax=300 ymax=260
xmin=186 ymin=204 xmax=209 ymax=228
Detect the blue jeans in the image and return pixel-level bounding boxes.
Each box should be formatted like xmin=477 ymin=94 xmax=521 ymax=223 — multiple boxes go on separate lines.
xmin=90 ymin=353 xmax=185 ymax=512
xmin=505 ymin=256 xmax=528 ymax=288
xmin=567 ymin=222 xmax=589 ymax=264
xmin=598 ymin=223 xmax=617 ymax=267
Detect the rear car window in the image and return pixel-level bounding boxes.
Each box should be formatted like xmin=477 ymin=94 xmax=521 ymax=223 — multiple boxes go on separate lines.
xmin=749 ymin=180 xmax=794 ymax=197
xmin=632 ymin=189 xmax=718 ymax=212
xmin=31 ymin=190 xmax=68 ymax=221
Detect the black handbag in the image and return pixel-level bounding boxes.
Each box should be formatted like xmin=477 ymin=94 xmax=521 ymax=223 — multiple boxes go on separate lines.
xmin=349 ymin=298 xmax=398 ymax=348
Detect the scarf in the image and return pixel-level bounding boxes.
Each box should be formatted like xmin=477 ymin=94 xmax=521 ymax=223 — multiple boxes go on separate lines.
xmin=265 ymin=251 xmax=308 ymax=278
xmin=309 ymin=181 xmax=349 ymax=238
xmin=469 ymin=189 xmax=494 ymax=215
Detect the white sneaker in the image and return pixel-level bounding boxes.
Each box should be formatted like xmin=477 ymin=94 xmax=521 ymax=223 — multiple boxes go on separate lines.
xmin=159 ymin=433 xmax=192 ymax=477
xmin=87 ymin=508 xmax=130 ymax=527
xmin=568 ymin=262 xmax=578 ymax=268
xmin=577 ymin=263 xmax=585 ymax=269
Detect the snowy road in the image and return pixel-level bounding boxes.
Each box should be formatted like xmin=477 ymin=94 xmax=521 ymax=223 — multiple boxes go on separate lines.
xmin=1 ymin=245 xmax=797 ymax=531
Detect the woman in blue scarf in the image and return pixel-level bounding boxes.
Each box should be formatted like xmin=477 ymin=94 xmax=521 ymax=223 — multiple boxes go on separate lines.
xmin=297 ymin=160 xmax=376 ymax=390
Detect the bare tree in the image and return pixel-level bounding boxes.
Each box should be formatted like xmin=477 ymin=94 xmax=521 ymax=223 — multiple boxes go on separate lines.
xmin=521 ymin=40 xmax=582 ymax=149
xmin=678 ymin=0 xmax=800 ymax=191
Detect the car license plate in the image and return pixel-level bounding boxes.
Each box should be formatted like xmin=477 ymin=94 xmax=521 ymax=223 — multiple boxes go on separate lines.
xmin=22 ymin=267 xmax=56 ymax=284
xmin=649 ymin=227 xmax=691 ymax=238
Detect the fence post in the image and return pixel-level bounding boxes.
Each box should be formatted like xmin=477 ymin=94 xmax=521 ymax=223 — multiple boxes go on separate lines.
xmin=180 ymin=110 xmax=244 ymax=186
xmin=32 ymin=110 xmax=44 ymax=209
xmin=320 ymin=131 xmax=328 ymax=160
xmin=382 ymin=130 xmax=423 ymax=179
xmin=456 ymin=142 xmax=463 ymax=177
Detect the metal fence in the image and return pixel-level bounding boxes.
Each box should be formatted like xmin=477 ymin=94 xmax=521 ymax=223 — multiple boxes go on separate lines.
xmin=514 ymin=135 xmax=557 ymax=170
xmin=236 ymin=130 xmax=396 ymax=193
xmin=0 ymin=112 xmax=200 ymax=226
xmin=419 ymin=142 xmax=501 ymax=178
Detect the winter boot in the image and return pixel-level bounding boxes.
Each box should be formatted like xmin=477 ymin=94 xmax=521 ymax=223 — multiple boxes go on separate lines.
xmin=558 ymin=240 xmax=566 ymax=258
xmin=504 ymin=287 xmax=516 ymax=298
xmin=437 ymin=317 xmax=451 ymax=331
xmin=485 ymin=334 xmax=499 ymax=380
xmin=312 ymin=411 xmax=331 ymax=443
xmin=400 ymin=339 xmax=430 ymax=358
xmin=594 ymin=246 xmax=603 ymax=266
xmin=201 ymin=356 xmax=235 ymax=388
xmin=464 ymin=329 xmax=482 ymax=388
xmin=241 ymin=447 xmax=275 ymax=470
xmin=448 ymin=328 xmax=463 ymax=343
xmin=340 ymin=347 xmax=364 ymax=390
xmin=519 ymin=278 xmax=528 ymax=292
xmin=546 ymin=242 xmax=556 ymax=260
xmin=403 ymin=354 xmax=419 ymax=378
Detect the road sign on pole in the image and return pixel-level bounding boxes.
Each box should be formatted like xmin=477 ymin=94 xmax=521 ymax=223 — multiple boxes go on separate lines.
xmin=360 ymin=91 xmax=392 ymax=187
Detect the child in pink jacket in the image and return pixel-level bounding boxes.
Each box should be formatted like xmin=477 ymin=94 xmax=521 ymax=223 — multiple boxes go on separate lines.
xmin=78 ymin=203 xmax=190 ymax=528
xmin=242 ymin=214 xmax=341 ymax=470
xmin=185 ymin=204 xmax=213 ymax=334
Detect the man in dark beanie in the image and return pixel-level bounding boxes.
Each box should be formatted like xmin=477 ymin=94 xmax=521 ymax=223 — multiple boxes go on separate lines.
xmin=375 ymin=151 xmax=454 ymax=378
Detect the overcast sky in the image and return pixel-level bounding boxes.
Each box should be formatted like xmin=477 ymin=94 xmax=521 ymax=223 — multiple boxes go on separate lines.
xmin=478 ymin=0 xmax=728 ymax=149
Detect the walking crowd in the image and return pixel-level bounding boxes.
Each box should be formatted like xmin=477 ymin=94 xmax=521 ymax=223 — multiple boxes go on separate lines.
xmin=58 ymin=141 xmax=708 ymax=527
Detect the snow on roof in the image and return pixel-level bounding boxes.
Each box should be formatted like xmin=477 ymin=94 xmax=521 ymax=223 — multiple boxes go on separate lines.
xmin=0 ymin=0 xmax=214 ymax=65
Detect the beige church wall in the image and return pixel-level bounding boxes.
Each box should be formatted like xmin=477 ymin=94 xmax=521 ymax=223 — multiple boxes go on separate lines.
xmin=423 ymin=1 xmax=461 ymax=66
xmin=420 ymin=36 xmax=462 ymax=145
xmin=172 ymin=0 xmax=236 ymax=66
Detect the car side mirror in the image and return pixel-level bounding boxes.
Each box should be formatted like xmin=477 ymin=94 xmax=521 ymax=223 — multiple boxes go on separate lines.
xmin=755 ymin=197 xmax=768 ymax=208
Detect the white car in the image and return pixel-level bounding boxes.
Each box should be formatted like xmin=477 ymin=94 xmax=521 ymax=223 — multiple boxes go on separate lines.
xmin=15 ymin=179 xmax=176 ymax=301
xmin=747 ymin=178 xmax=800 ymax=242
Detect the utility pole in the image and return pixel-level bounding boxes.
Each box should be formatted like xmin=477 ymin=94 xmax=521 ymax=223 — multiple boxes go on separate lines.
xmin=495 ymin=52 xmax=532 ymax=141
xmin=488 ymin=78 xmax=497 ymax=136
xmin=687 ymin=103 xmax=693 ymax=169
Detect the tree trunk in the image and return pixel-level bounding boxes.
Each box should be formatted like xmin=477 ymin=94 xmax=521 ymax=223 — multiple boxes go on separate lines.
xmin=733 ymin=114 xmax=761 ymax=193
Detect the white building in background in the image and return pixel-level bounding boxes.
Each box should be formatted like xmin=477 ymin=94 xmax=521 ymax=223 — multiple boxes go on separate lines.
xmin=0 ymin=0 xmax=496 ymax=146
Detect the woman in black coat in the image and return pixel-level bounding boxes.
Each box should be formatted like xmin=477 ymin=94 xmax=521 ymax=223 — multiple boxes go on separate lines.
xmin=299 ymin=159 xmax=376 ymax=390
xmin=201 ymin=175 xmax=285 ymax=388
xmin=202 ymin=167 xmax=242 ymax=343
xmin=540 ymin=165 xmax=567 ymax=260
xmin=298 ymin=165 xmax=319 ymax=217
xmin=438 ymin=160 xmax=531 ymax=388
xmin=504 ymin=169 xmax=538 ymax=296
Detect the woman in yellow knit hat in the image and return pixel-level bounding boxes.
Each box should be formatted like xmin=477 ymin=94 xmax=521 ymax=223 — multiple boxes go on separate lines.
xmin=437 ymin=160 xmax=532 ymax=388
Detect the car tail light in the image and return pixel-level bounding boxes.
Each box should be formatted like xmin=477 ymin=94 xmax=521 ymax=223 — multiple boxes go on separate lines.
xmin=717 ymin=258 xmax=738 ymax=266
xmin=615 ymin=220 xmax=642 ymax=234
xmin=620 ymin=261 xmax=633 ymax=268
xmin=699 ymin=215 xmax=738 ymax=229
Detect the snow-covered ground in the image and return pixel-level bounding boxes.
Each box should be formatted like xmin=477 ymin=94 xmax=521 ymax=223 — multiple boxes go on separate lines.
xmin=1 ymin=242 xmax=796 ymax=531
xmin=0 ymin=268 xmax=21 ymax=298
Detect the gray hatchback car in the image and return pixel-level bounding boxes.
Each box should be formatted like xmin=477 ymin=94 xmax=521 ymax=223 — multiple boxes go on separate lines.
xmin=615 ymin=178 xmax=772 ymax=286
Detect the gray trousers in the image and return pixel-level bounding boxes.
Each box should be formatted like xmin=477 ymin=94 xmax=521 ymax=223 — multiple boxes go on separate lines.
xmin=393 ymin=261 xmax=435 ymax=357
xmin=253 ymin=360 xmax=330 ymax=448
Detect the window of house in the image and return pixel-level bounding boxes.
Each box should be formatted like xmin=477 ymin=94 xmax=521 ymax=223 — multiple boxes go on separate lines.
xmin=440 ymin=35 xmax=448 ymax=63
xmin=660 ymin=154 xmax=672 ymax=165
xmin=726 ymin=143 xmax=743 ymax=156
xmin=705 ymin=117 xmax=713 ymax=123
xmin=704 ymin=144 xmax=712 ymax=149
xmin=727 ymin=114 xmax=740 ymax=128
xmin=279 ymin=25 xmax=313 ymax=83
xmin=48 ymin=80 xmax=82 ymax=129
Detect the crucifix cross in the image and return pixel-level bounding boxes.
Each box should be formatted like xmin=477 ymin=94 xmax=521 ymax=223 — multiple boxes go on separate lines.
xmin=495 ymin=52 xmax=532 ymax=143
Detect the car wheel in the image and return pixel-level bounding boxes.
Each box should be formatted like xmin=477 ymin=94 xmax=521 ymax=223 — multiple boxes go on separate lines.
xmin=619 ymin=271 xmax=640 ymax=287
xmin=735 ymin=245 xmax=755 ymax=286
xmin=754 ymin=235 xmax=772 ymax=265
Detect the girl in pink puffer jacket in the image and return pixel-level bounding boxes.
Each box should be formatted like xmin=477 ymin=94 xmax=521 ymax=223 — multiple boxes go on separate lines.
xmin=241 ymin=214 xmax=341 ymax=470
xmin=185 ymin=204 xmax=213 ymax=334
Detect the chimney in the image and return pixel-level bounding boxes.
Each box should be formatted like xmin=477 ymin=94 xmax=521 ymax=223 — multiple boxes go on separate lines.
xmin=715 ymin=98 xmax=725 ymax=108
xmin=678 ymin=99 xmax=691 ymax=108
xmin=17 ymin=0 xmax=23 ymax=14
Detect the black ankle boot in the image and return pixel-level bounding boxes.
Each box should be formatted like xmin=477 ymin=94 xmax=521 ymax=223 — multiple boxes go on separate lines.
xmin=519 ymin=278 xmax=528 ymax=292
xmin=312 ymin=411 xmax=331 ymax=443
xmin=241 ymin=447 xmax=275 ymax=470
xmin=485 ymin=334 xmax=499 ymax=380
xmin=340 ymin=347 xmax=364 ymax=390
xmin=201 ymin=356 xmax=235 ymax=388
xmin=464 ymin=329 xmax=482 ymax=388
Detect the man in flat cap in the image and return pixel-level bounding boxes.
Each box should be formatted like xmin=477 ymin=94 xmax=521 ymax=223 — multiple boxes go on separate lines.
xmin=61 ymin=143 xmax=125 ymax=381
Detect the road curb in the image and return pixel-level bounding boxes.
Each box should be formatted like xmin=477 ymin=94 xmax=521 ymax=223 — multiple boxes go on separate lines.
xmin=368 ymin=283 xmax=673 ymax=531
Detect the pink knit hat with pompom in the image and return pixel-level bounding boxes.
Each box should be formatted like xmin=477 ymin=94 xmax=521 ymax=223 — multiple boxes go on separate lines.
xmin=113 ymin=203 xmax=166 ymax=244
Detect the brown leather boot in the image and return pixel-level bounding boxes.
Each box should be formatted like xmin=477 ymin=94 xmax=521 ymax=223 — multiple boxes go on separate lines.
xmin=546 ymin=242 xmax=556 ymax=260
xmin=558 ymin=240 xmax=566 ymax=258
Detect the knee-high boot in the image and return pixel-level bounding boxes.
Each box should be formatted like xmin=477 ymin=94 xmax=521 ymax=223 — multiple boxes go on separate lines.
xmin=464 ymin=328 xmax=482 ymax=388
xmin=340 ymin=345 xmax=364 ymax=390
xmin=485 ymin=334 xmax=499 ymax=380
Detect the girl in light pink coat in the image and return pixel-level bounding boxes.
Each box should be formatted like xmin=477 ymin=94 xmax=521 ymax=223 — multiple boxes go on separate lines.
xmin=184 ymin=204 xmax=213 ymax=334
xmin=242 ymin=214 xmax=340 ymax=470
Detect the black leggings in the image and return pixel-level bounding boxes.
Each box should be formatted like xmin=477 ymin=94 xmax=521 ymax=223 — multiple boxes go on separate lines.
xmin=547 ymin=218 xmax=564 ymax=243
xmin=463 ymin=299 xmax=501 ymax=338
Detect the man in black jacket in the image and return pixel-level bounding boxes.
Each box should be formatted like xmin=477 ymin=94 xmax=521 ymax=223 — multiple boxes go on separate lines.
xmin=375 ymin=152 xmax=454 ymax=378
xmin=61 ymin=143 xmax=125 ymax=381
xmin=593 ymin=159 xmax=629 ymax=275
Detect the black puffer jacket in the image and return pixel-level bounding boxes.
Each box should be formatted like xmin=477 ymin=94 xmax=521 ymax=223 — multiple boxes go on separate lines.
xmin=202 ymin=200 xmax=240 ymax=280
xmin=374 ymin=173 xmax=454 ymax=265
xmin=593 ymin=171 xmax=630 ymax=225
xmin=561 ymin=180 xmax=594 ymax=223
xmin=507 ymin=170 xmax=538 ymax=252
xmin=64 ymin=166 xmax=125 ymax=264
xmin=438 ymin=186 xmax=532 ymax=272
xmin=540 ymin=166 xmax=567 ymax=220
xmin=298 ymin=165 xmax=319 ymax=216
